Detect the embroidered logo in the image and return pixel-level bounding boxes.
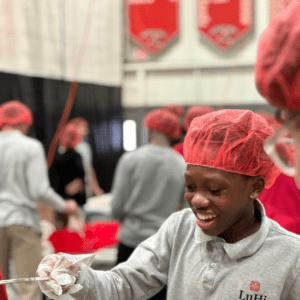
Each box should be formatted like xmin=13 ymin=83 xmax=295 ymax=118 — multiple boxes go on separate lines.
xmin=250 ymin=281 xmax=260 ymax=292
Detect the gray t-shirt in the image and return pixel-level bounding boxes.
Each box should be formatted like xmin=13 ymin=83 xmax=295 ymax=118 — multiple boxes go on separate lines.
xmin=0 ymin=130 xmax=66 ymax=233
xmin=111 ymin=144 xmax=187 ymax=247
xmin=73 ymin=200 xmax=300 ymax=299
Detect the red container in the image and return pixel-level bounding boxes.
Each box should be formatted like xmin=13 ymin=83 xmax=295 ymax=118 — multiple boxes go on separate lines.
xmin=49 ymin=221 xmax=120 ymax=254
xmin=0 ymin=270 xmax=8 ymax=300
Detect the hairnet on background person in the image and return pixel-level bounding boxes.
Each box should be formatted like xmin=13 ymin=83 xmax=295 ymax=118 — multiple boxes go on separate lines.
xmin=255 ymin=0 xmax=300 ymax=111
xmin=68 ymin=117 xmax=89 ymax=128
xmin=183 ymin=110 xmax=281 ymax=189
xmin=256 ymin=110 xmax=281 ymax=130
xmin=144 ymin=108 xmax=182 ymax=140
xmin=164 ymin=104 xmax=184 ymax=117
xmin=184 ymin=106 xmax=214 ymax=132
xmin=0 ymin=100 xmax=33 ymax=128
xmin=59 ymin=123 xmax=83 ymax=150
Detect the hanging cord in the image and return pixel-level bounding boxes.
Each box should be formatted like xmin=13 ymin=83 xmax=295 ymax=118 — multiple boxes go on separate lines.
xmin=47 ymin=0 xmax=96 ymax=168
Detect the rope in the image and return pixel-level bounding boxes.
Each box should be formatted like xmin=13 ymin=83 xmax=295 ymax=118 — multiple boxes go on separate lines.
xmin=47 ymin=0 xmax=96 ymax=168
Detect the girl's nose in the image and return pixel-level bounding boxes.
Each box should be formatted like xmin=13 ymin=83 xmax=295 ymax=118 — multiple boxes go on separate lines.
xmin=191 ymin=193 xmax=210 ymax=208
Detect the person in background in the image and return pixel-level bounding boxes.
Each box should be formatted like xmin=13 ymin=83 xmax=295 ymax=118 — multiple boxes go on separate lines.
xmin=111 ymin=108 xmax=186 ymax=300
xmin=0 ymin=100 xmax=78 ymax=300
xmin=256 ymin=111 xmax=281 ymax=130
xmin=68 ymin=117 xmax=105 ymax=198
xmin=173 ymin=105 xmax=214 ymax=156
xmin=163 ymin=104 xmax=184 ymax=118
xmin=37 ymin=110 xmax=300 ymax=300
xmin=255 ymin=0 xmax=300 ymax=185
xmin=164 ymin=104 xmax=185 ymax=145
xmin=49 ymin=123 xmax=86 ymax=228
xmin=254 ymin=111 xmax=300 ymax=234
xmin=254 ymin=0 xmax=300 ymax=234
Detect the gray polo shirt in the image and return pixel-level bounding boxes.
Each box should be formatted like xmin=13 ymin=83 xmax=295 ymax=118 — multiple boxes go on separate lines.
xmin=73 ymin=200 xmax=300 ymax=299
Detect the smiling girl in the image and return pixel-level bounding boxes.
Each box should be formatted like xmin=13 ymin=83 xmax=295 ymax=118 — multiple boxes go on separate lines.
xmin=37 ymin=109 xmax=300 ymax=300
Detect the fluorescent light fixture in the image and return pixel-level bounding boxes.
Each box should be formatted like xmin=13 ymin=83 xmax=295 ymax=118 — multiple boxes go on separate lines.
xmin=123 ymin=120 xmax=137 ymax=151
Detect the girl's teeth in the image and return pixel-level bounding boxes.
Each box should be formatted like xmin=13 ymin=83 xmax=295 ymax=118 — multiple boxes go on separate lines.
xmin=199 ymin=215 xmax=216 ymax=220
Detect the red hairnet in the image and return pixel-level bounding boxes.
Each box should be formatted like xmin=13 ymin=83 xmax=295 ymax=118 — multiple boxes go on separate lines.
xmin=255 ymin=0 xmax=300 ymax=111
xmin=0 ymin=100 xmax=33 ymax=128
xmin=144 ymin=108 xmax=181 ymax=140
xmin=184 ymin=110 xmax=280 ymax=189
xmin=256 ymin=111 xmax=281 ymax=130
xmin=164 ymin=104 xmax=184 ymax=117
xmin=68 ymin=117 xmax=89 ymax=129
xmin=184 ymin=106 xmax=214 ymax=131
xmin=59 ymin=123 xmax=83 ymax=150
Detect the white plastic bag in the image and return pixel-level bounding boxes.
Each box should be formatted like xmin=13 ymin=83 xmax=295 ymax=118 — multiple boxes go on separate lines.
xmin=36 ymin=252 xmax=94 ymax=299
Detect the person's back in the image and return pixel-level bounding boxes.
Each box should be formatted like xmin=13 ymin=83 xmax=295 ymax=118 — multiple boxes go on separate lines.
xmin=112 ymin=143 xmax=186 ymax=247
xmin=0 ymin=130 xmax=51 ymax=230
xmin=0 ymin=100 xmax=78 ymax=300
xmin=111 ymin=108 xmax=185 ymax=298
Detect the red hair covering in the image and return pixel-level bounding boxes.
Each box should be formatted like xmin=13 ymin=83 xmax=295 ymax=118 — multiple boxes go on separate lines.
xmin=255 ymin=0 xmax=300 ymax=111
xmin=68 ymin=117 xmax=89 ymax=128
xmin=256 ymin=110 xmax=281 ymax=130
xmin=144 ymin=108 xmax=181 ymax=140
xmin=184 ymin=110 xmax=280 ymax=189
xmin=164 ymin=104 xmax=184 ymax=117
xmin=59 ymin=123 xmax=83 ymax=150
xmin=184 ymin=106 xmax=214 ymax=132
xmin=0 ymin=100 xmax=33 ymax=128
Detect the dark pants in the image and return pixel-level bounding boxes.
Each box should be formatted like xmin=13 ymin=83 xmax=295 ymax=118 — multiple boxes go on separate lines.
xmin=116 ymin=243 xmax=167 ymax=300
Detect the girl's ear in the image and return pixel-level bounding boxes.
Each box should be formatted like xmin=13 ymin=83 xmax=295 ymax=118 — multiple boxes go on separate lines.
xmin=249 ymin=176 xmax=265 ymax=199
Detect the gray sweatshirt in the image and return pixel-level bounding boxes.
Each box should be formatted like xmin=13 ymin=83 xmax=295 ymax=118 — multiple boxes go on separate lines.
xmin=111 ymin=144 xmax=187 ymax=247
xmin=0 ymin=130 xmax=66 ymax=233
xmin=73 ymin=201 xmax=300 ymax=299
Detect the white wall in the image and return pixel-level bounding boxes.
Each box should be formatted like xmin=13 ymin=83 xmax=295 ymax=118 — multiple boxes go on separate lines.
xmin=0 ymin=0 xmax=122 ymax=86
xmin=122 ymin=0 xmax=272 ymax=108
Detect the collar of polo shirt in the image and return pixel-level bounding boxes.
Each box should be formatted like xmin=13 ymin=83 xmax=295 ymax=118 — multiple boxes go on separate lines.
xmin=194 ymin=200 xmax=270 ymax=261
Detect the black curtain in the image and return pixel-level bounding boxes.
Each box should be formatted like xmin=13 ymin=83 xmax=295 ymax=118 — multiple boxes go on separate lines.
xmin=0 ymin=71 xmax=123 ymax=192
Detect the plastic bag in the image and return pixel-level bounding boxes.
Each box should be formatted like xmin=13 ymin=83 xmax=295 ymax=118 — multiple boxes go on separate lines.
xmin=36 ymin=252 xmax=94 ymax=299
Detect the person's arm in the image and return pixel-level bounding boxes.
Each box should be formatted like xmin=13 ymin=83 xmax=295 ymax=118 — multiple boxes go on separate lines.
xmin=38 ymin=213 xmax=177 ymax=300
xmin=111 ymin=154 xmax=131 ymax=221
xmin=26 ymin=142 xmax=77 ymax=215
xmin=89 ymin=166 xmax=105 ymax=196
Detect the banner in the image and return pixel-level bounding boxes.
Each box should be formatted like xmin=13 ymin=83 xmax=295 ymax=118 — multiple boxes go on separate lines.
xmin=270 ymin=0 xmax=295 ymax=20
xmin=127 ymin=0 xmax=179 ymax=55
xmin=198 ymin=0 xmax=253 ymax=50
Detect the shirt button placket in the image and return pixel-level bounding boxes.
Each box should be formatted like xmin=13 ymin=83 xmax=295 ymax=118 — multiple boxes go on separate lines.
xmin=202 ymin=242 xmax=224 ymax=290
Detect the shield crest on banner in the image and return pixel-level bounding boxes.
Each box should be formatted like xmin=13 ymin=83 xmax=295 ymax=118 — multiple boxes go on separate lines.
xmin=198 ymin=0 xmax=254 ymax=51
xmin=127 ymin=0 xmax=179 ymax=55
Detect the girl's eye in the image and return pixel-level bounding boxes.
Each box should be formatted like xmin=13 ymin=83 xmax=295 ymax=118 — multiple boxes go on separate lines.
xmin=209 ymin=188 xmax=223 ymax=195
xmin=185 ymin=184 xmax=195 ymax=192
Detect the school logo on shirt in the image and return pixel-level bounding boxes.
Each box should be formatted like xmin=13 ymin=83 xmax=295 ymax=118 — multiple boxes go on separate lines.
xmin=250 ymin=281 xmax=260 ymax=292
xmin=238 ymin=282 xmax=267 ymax=300
xmin=239 ymin=290 xmax=267 ymax=300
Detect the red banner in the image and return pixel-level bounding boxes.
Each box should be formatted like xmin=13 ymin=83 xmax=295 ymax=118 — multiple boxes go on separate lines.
xmin=127 ymin=0 xmax=179 ymax=55
xmin=270 ymin=0 xmax=295 ymax=20
xmin=198 ymin=0 xmax=253 ymax=50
